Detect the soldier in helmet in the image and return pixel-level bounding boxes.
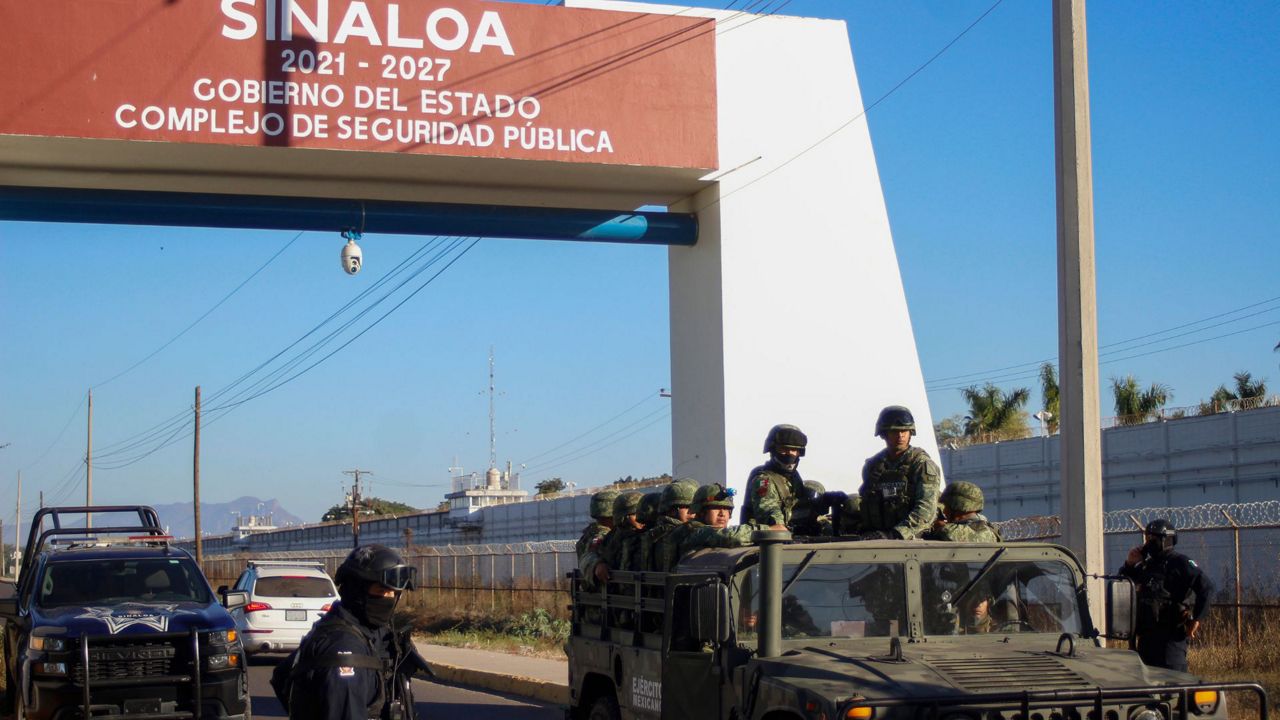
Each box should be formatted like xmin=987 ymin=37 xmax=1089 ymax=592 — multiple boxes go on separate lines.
xmin=272 ymin=544 xmax=425 ymax=720
xmin=742 ymin=424 xmax=809 ymax=528
xmin=642 ymin=479 xmax=698 ymax=572
xmin=791 ymin=480 xmax=834 ymax=537
xmin=624 ymin=492 xmax=662 ymax=570
xmin=925 ymin=482 xmax=1002 ymax=542
xmin=1118 ymin=518 xmax=1213 ymax=672
xmin=576 ymin=489 xmax=617 ymax=574
xmin=678 ymin=484 xmax=786 ymax=559
xmin=586 ymin=491 xmax=646 ymax=584
xmin=856 ymin=406 xmax=941 ymax=540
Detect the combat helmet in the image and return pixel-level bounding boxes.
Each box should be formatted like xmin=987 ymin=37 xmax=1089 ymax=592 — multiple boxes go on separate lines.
xmin=691 ymin=483 xmax=736 ymax=515
xmin=637 ymin=492 xmax=662 ymax=526
xmin=589 ymin=489 xmax=620 ymax=521
xmin=660 ymin=479 xmax=698 ymax=513
xmin=336 ymin=544 xmax=417 ymax=593
xmin=763 ymin=424 xmax=808 ymax=455
xmin=939 ymin=481 xmax=984 ymax=513
xmin=612 ymin=491 xmax=644 ymax=526
xmin=875 ymin=405 xmax=916 ymax=437
xmin=802 ymin=480 xmax=826 ymax=499
xmin=1143 ymin=518 xmax=1177 ymax=553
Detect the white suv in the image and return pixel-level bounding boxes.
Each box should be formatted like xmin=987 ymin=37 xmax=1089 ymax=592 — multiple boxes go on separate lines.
xmin=227 ymin=560 xmax=338 ymax=655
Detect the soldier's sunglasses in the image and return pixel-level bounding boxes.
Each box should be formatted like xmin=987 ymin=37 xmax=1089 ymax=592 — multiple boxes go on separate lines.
xmin=382 ymin=565 xmax=417 ymax=591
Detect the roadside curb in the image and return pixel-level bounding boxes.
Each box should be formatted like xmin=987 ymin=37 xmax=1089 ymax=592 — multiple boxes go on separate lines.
xmin=428 ymin=660 xmax=569 ymax=706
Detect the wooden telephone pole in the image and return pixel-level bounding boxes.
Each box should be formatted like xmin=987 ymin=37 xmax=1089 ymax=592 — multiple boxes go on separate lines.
xmin=193 ymin=386 xmax=203 ymax=567
xmin=343 ymin=469 xmax=371 ymax=549
xmin=86 ymin=389 xmax=93 ymax=528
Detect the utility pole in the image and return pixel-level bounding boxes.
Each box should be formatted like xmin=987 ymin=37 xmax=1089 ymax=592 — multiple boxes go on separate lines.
xmin=343 ymin=469 xmax=371 ymax=549
xmin=15 ymin=471 xmax=20 ymax=578
xmin=193 ymin=386 xmax=203 ymax=567
xmin=1053 ymin=0 xmax=1104 ymax=629
xmin=488 ymin=346 xmax=497 ymax=471
xmin=86 ymin=389 xmax=93 ymax=528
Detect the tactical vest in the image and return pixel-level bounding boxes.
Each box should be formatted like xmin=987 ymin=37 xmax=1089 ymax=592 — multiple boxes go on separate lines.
xmin=740 ymin=466 xmax=799 ymax=525
xmin=282 ymin=612 xmax=392 ymax=719
xmin=656 ymin=520 xmax=705 ymax=572
xmin=1135 ymin=556 xmax=1180 ymax=633
xmin=861 ymin=447 xmax=927 ymax=532
xmin=642 ymin=517 xmax=681 ymax=572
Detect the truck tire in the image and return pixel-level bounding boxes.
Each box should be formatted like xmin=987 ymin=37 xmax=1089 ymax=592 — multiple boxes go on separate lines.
xmin=587 ymin=692 xmax=621 ymax=720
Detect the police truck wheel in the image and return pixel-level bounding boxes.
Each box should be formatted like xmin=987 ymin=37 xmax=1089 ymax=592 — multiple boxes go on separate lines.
xmin=588 ymin=692 xmax=621 ymax=720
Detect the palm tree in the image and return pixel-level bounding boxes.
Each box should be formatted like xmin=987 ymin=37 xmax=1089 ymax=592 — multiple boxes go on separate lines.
xmin=1203 ymin=371 xmax=1268 ymax=413
xmin=1111 ymin=375 xmax=1172 ymax=425
xmin=1039 ymin=362 xmax=1060 ymax=434
xmin=960 ymin=383 xmax=1031 ymax=441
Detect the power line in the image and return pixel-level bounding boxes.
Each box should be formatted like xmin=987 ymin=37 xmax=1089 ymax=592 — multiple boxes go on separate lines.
xmin=522 ymin=403 xmax=672 ymax=475
xmin=92 ymin=239 xmax=482 ymax=471
xmin=518 ymin=389 xmax=664 ymax=466
xmin=926 ymin=294 xmax=1280 ymax=387
xmin=93 ymin=231 xmax=304 ymax=389
xmin=90 ymin=234 xmax=457 ymax=463
xmin=527 ymin=408 xmax=672 ymax=482
xmin=678 ymin=0 xmax=1006 ymax=213
xmin=925 ymin=297 xmax=1280 ymax=392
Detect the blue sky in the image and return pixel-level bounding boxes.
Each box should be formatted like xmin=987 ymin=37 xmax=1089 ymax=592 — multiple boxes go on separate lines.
xmin=2 ymin=1 xmax=1278 ymax=523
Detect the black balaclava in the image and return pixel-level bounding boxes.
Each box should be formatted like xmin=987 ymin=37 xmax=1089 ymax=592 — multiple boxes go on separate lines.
xmin=341 ymin=582 xmax=398 ymax=628
xmin=1142 ymin=534 xmax=1173 ymax=558
xmin=769 ymin=450 xmax=800 ymax=474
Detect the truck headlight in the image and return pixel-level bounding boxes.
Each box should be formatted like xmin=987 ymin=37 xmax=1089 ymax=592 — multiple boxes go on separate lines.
xmin=1192 ymin=691 xmax=1219 ymax=714
xmin=206 ymin=652 xmax=240 ymax=671
xmin=33 ymin=662 xmax=67 ymax=675
xmin=30 ymin=636 xmax=67 ymax=652
xmin=1132 ymin=708 xmax=1164 ymax=720
xmin=208 ymin=629 xmax=238 ymax=645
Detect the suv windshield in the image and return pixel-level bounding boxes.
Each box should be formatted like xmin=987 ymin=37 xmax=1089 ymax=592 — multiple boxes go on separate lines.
xmin=255 ymin=576 xmax=334 ymax=598
xmin=921 ymin=559 xmax=1082 ymax=636
xmin=743 ymin=562 xmax=909 ymax=640
xmin=39 ymin=558 xmax=212 ymax=607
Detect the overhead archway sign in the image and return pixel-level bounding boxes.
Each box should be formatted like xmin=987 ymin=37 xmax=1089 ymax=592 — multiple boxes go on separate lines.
xmin=1 ymin=0 xmax=716 ymax=169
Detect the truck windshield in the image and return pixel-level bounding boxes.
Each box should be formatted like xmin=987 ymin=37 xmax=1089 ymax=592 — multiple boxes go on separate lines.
xmin=743 ymin=562 xmax=909 ymax=640
xmin=921 ymin=560 xmax=1083 ymax=636
xmin=39 ymin=558 xmax=212 ymax=607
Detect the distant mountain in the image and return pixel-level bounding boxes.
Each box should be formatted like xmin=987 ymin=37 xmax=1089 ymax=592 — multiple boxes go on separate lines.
xmin=149 ymin=497 xmax=305 ymax=539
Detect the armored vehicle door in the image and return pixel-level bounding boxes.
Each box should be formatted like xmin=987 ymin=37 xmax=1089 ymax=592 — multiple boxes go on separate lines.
xmin=662 ymin=573 xmax=728 ymax=719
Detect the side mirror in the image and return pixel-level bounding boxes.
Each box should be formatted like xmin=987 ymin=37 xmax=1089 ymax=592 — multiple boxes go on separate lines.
xmin=1103 ymin=577 xmax=1135 ymax=640
xmin=222 ymin=590 xmax=250 ymax=612
xmin=0 ymin=597 xmax=16 ymax=618
xmin=217 ymin=585 xmax=229 ymax=595
xmin=688 ymin=582 xmax=731 ymax=645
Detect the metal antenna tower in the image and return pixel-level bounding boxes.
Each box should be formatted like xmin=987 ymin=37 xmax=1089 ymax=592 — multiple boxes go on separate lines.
xmin=488 ymin=346 xmax=497 ymax=470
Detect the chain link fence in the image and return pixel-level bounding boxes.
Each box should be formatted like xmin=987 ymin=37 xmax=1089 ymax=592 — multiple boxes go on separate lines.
xmin=203 ymin=502 xmax=1280 ymax=627
xmin=203 ymin=541 xmax=579 ymax=621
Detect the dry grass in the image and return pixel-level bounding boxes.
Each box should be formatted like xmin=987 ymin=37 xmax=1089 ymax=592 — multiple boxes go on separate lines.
xmin=1188 ymin=606 xmax=1280 ymax=720
xmin=396 ymin=588 xmax=569 ymax=659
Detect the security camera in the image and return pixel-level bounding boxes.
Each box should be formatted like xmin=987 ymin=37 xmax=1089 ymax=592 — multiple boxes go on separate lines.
xmin=341 ymin=236 xmax=362 ymax=275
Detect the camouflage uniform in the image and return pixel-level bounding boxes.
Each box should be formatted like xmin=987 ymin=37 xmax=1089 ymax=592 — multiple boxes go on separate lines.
xmin=859 ymin=446 xmax=942 ymax=539
xmin=741 ymin=424 xmax=808 ymax=528
xmin=927 ymin=515 xmax=1001 ymax=542
xmin=578 ymin=486 xmax=622 ymax=566
xmin=924 ymin=481 xmax=1001 ymax=542
xmin=679 ymin=484 xmax=759 ymax=559
xmin=742 ymin=465 xmax=805 ymax=527
xmin=601 ymin=491 xmax=645 ymax=571
xmin=641 ymin=480 xmax=698 ymax=571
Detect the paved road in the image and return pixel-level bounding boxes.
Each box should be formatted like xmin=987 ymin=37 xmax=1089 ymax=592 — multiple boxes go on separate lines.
xmin=247 ymin=657 xmax=562 ymax=719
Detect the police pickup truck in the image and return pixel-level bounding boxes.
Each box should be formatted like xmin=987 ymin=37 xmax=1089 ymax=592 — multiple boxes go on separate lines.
xmin=0 ymin=505 xmax=251 ymax=719
xmin=567 ymin=531 xmax=1268 ymax=720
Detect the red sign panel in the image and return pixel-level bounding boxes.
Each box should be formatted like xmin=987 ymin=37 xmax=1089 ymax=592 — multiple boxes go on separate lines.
xmin=0 ymin=1 xmax=716 ymax=169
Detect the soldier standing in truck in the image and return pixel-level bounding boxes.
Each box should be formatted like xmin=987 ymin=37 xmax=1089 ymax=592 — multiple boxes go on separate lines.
xmin=856 ymin=406 xmax=941 ymax=540
xmin=742 ymin=424 xmax=809 ymax=528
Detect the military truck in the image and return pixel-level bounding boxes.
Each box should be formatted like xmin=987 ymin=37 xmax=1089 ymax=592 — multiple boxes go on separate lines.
xmin=567 ymin=532 xmax=1267 ymax=720
xmin=0 ymin=505 xmax=251 ymax=719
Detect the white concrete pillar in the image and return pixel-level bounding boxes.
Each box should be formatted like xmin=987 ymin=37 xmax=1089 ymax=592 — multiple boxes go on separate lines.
xmin=608 ymin=3 xmax=937 ymax=495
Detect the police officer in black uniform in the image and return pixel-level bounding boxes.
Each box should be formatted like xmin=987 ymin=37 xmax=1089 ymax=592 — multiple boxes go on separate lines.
xmin=274 ymin=544 xmax=428 ymax=720
xmin=1118 ymin=519 xmax=1213 ymax=672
